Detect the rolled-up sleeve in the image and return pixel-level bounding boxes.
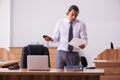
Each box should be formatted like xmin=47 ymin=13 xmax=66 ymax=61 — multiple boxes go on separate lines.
xmin=80 ymin=22 xmax=88 ymax=45
xmin=52 ymin=21 xmax=60 ymax=42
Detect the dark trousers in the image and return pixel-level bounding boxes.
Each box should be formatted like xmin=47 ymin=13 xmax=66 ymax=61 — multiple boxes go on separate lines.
xmin=56 ymin=50 xmax=80 ymax=69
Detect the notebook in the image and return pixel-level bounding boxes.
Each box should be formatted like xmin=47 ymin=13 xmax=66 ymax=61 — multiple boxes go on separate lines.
xmin=27 ymin=55 xmax=49 ymax=71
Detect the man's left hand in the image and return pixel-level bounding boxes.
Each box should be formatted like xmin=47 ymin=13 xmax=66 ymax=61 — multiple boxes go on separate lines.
xmin=79 ymin=44 xmax=86 ymax=49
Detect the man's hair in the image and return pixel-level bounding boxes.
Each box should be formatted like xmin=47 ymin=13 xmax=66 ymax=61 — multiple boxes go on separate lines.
xmin=68 ymin=5 xmax=79 ymax=12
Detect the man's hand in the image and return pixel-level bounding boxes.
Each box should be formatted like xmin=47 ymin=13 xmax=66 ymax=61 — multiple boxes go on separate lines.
xmin=44 ymin=35 xmax=53 ymax=41
xmin=79 ymin=44 xmax=86 ymax=49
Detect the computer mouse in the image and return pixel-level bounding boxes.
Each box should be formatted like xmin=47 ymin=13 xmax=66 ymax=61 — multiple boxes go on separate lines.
xmin=8 ymin=65 xmax=19 ymax=70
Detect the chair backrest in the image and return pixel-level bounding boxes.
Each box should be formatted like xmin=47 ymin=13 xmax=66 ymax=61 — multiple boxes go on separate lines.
xmin=21 ymin=45 xmax=50 ymax=68
xmin=80 ymin=56 xmax=88 ymax=67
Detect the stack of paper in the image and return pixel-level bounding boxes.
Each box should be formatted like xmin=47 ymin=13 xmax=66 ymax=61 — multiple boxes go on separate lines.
xmin=68 ymin=38 xmax=85 ymax=48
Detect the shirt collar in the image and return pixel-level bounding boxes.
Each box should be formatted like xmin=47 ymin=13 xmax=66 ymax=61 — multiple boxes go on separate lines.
xmin=65 ymin=18 xmax=76 ymax=24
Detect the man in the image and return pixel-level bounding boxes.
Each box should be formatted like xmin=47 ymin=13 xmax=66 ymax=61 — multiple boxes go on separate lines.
xmin=44 ymin=5 xmax=88 ymax=69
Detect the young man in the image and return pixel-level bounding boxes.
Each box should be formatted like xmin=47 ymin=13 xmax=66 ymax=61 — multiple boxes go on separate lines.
xmin=44 ymin=5 xmax=88 ymax=69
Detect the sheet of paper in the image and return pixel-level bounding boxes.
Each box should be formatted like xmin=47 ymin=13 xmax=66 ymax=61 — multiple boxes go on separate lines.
xmin=68 ymin=38 xmax=85 ymax=48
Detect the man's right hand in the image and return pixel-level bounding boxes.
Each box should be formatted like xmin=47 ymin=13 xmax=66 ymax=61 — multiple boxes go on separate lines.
xmin=44 ymin=35 xmax=53 ymax=41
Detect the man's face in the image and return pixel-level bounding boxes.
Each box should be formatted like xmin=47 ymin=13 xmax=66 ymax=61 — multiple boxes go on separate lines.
xmin=67 ymin=9 xmax=79 ymax=22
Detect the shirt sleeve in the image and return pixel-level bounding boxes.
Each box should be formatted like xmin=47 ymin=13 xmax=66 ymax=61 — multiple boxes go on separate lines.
xmin=51 ymin=20 xmax=60 ymax=42
xmin=80 ymin=22 xmax=88 ymax=45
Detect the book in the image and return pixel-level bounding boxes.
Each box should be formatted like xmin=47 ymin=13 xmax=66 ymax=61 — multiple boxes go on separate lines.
xmin=64 ymin=65 xmax=83 ymax=71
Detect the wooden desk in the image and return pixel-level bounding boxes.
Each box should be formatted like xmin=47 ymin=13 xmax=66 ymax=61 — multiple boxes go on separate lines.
xmin=0 ymin=60 xmax=20 ymax=68
xmin=0 ymin=68 xmax=104 ymax=80
xmin=94 ymin=60 xmax=120 ymax=80
xmin=93 ymin=60 xmax=120 ymax=68
xmin=96 ymin=49 xmax=120 ymax=61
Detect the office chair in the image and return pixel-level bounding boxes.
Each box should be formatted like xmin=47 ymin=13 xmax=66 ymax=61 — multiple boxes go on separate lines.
xmin=21 ymin=44 xmax=50 ymax=68
xmin=80 ymin=56 xmax=88 ymax=67
xmin=80 ymin=56 xmax=95 ymax=69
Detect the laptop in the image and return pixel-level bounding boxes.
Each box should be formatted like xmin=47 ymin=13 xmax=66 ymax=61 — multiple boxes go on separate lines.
xmin=27 ymin=55 xmax=49 ymax=71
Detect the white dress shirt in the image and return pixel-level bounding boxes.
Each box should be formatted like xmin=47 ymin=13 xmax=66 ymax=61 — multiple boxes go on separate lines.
xmin=52 ymin=18 xmax=88 ymax=52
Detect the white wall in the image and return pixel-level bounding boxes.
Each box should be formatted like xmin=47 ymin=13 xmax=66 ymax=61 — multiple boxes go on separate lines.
xmin=0 ymin=0 xmax=10 ymax=49
xmin=10 ymin=0 xmax=120 ymax=66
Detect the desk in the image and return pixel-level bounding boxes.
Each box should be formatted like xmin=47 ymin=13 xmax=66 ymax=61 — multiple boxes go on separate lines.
xmin=0 ymin=60 xmax=20 ymax=68
xmin=93 ymin=60 xmax=120 ymax=68
xmin=94 ymin=60 xmax=120 ymax=80
xmin=0 ymin=68 xmax=104 ymax=80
